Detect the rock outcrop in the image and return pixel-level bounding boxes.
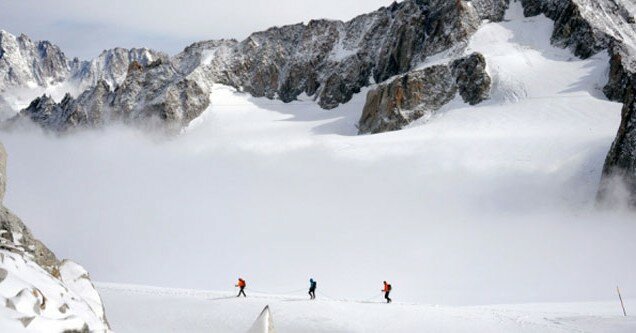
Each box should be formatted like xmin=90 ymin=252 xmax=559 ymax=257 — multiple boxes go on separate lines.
xmin=12 ymin=59 xmax=210 ymax=132
xmin=0 ymin=143 xmax=111 ymax=331
xmin=358 ymin=52 xmax=491 ymax=134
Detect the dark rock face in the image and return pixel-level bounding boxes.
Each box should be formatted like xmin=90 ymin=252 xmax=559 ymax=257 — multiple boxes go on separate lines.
xmin=13 ymin=60 xmax=210 ymax=132
xmin=469 ymin=0 xmax=510 ymax=22
xmin=599 ymin=87 xmax=636 ymax=205
xmin=519 ymin=0 xmax=636 ymax=59
xmin=358 ymin=52 xmax=492 ymax=134
xmin=176 ymin=0 xmax=502 ymax=110
xmin=598 ymin=44 xmax=636 ymax=205
xmin=604 ymin=42 xmax=636 ymax=103
xmin=452 ymin=52 xmax=491 ymax=105
xmin=520 ymin=0 xmax=611 ymax=58
xmin=359 ymin=65 xmax=457 ymax=134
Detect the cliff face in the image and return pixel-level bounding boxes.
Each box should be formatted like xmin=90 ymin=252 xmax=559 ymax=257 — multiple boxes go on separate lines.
xmin=175 ymin=0 xmax=501 ymax=110
xmin=0 ymin=143 xmax=111 ymax=331
xmin=358 ymin=52 xmax=491 ymax=134
xmin=598 ymin=44 xmax=636 ymax=205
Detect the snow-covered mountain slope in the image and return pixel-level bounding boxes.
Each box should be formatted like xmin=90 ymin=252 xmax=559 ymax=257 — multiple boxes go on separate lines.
xmin=1 ymin=2 xmax=634 ymax=313
xmin=98 ymin=283 xmax=635 ymax=333
xmin=70 ymin=47 xmax=168 ymax=91
xmin=2 ymin=0 xmax=509 ymax=132
xmin=0 ymin=31 xmax=69 ymax=92
xmin=0 ymin=251 xmax=110 ymax=332
xmin=11 ymin=59 xmax=210 ymax=132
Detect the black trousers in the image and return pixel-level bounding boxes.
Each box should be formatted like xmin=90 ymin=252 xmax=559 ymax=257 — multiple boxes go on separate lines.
xmin=237 ymin=287 xmax=246 ymax=297
xmin=309 ymin=288 xmax=316 ymax=299
xmin=384 ymin=291 xmax=391 ymax=303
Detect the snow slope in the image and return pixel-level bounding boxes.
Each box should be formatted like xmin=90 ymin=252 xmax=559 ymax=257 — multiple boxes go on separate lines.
xmin=0 ymin=250 xmax=110 ymax=332
xmin=97 ymin=283 xmax=634 ymax=333
xmin=0 ymin=3 xmax=635 ymax=331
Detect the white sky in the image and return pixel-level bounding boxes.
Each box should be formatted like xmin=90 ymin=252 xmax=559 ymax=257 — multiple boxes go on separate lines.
xmin=0 ymin=0 xmax=394 ymax=60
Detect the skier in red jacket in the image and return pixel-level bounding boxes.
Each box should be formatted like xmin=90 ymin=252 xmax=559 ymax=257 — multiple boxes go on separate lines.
xmin=236 ymin=278 xmax=247 ymax=297
xmin=382 ymin=281 xmax=392 ymax=303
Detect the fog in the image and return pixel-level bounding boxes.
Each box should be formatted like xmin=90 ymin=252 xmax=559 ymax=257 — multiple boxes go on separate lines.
xmin=1 ymin=85 xmax=635 ymax=306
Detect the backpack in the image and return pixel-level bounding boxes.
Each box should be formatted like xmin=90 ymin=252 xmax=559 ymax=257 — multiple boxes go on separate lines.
xmin=387 ymin=284 xmax=392 ymax=291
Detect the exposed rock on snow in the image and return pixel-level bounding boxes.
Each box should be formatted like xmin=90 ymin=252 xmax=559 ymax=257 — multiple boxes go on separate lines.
xmin=358 ymin=52 xmax=491 ymax=134
xmin=11 ymin=59 xmax=210 ymax=132
xmin=0 ymin=142 xmax=111 ymax=331
xmin=452 ymin=52 xmax=491 ymax=105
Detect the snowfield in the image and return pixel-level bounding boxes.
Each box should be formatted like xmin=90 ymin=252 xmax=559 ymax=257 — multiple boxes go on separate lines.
xmin=98 ymin=283 xmax=635 ymax=333
xmin=1 ymin=2 xmax=635 ymax=332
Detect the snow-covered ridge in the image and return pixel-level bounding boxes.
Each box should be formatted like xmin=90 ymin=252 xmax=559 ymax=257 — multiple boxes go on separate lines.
xmin=0 ymin=29 xmax=167 ymax=114
xmin=0 ymin=251 xmax=111 ymax=332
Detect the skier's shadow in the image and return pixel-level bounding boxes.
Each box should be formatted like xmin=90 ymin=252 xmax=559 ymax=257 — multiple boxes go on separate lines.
xmin=207 ymin=296 xmax=239 ymax=302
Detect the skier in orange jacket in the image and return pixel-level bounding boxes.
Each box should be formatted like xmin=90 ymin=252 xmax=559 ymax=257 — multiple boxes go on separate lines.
xmin=236 ymin=278 xmax=247 ymax=297
xmin=382 ymin=281 xmax=392 ymax=303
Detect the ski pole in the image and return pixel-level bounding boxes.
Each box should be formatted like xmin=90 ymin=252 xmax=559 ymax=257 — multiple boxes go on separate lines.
xmin=617 ymin=286 xmax=627 ymax=316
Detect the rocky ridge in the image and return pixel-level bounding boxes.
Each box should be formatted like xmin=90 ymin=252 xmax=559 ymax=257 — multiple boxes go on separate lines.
xmin=13 ymin=59 xmax=210 ymax=132
xmin=0 ymin=30 xmax=70 ymax=91
xmin=0 ymin=30 xmax=165 ymax=94
xmin=2 ymin=0 xmax=511 ymax=132
xmin=175 ymin=0 xmax=507 ymax=110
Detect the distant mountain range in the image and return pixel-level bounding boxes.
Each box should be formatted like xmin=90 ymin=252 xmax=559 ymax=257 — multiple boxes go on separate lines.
xmin=0 ymin=0 xmax=635 ymax=204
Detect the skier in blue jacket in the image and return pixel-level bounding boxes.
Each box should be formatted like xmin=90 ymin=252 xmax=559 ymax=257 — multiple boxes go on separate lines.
xmin=308 ymin=278 xmax=317 ymax=300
